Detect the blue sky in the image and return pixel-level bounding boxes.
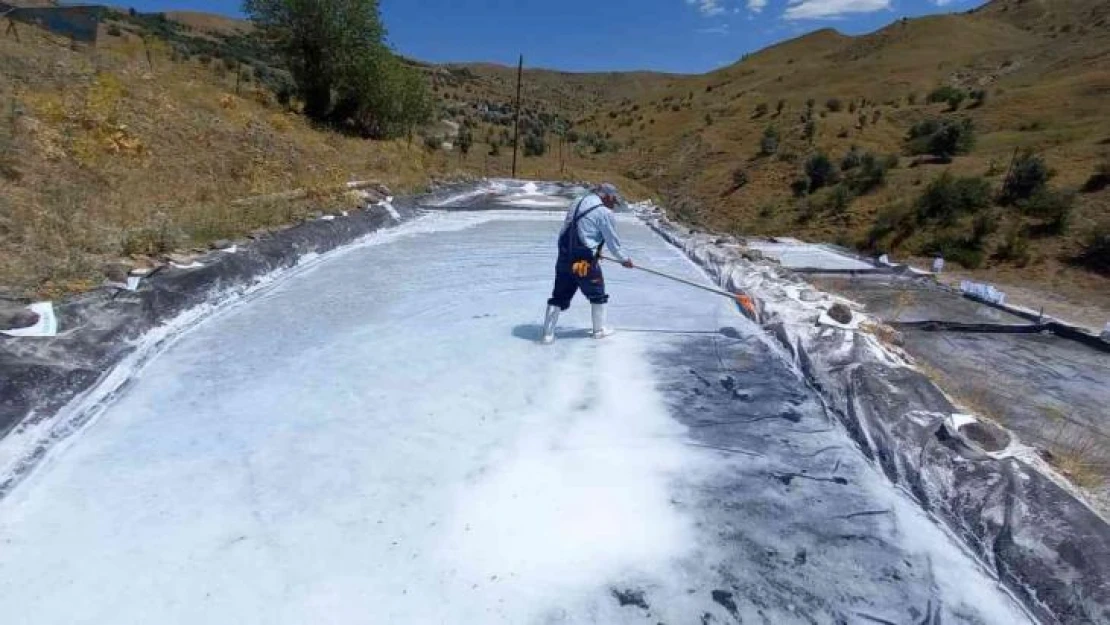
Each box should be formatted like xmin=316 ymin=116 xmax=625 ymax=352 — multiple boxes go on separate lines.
xmin=120 ymin=0 xmax=985 ymax=73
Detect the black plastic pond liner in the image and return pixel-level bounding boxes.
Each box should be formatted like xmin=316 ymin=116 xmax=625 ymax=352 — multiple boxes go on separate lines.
xmin=647 ymin=217 xmax=1110 ymax=625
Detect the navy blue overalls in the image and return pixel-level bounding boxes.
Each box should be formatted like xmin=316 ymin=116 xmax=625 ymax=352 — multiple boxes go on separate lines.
xmin=547 ymin=198 xmax=608 ymax=310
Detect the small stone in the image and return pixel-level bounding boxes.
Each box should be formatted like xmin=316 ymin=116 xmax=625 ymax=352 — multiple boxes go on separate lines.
xmin=799 ymin=289 xmax=822 ymax=303
xmin=211 ymin=239 xmax=234 ymax=250
xmin=0 ymin=302 xmax=39 ymax=330
xmin=828 ymin=303 xmax=853 ymax=325
xmin=101 ymin=262 xmax=131 ymax=283
xmin=164 ymin=253 xmax=196 ymax=265
xmin=959 ymin=421 xmax=1012 ymax=453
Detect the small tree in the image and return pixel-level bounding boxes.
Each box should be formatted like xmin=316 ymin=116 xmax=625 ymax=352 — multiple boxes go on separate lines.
xmin=905 ymin=118 xmax=975 ymax=162
xmin=915 ymin=172 xmax=991 ymax=225
xmin=803 ymin=119 xmax=817 ymax=143
xmin=945 ymin=90 xmax=966 ymax=111
xmin=1019 ymin=190 xmax=1073 ymax=234
xmin=804 ymin=153 xmax=839 ymax=192
xmin=457 ymin=127 xmax=473 ymax=155
xmin=1081 ymin=163 xmax=1110 ymax=193
xmin=1077 ymin=223 xmax=1110 ymax=275
xmin=731 ymin=168 xmax=749 ymax=190
xmin=759 ymin=126 xmax=780 ymax=156
xmin=844 ymin=152 xmax=895 ymax=195
xmin=999 ymin=149 xmax=1052 ymax=205
xmin=523 ymin=132 xmax=546 ymax=157
xmin=927 ymin=85 xmax=966 ymax=107
xmin=841 ymin=146 xmax=863 ymax=170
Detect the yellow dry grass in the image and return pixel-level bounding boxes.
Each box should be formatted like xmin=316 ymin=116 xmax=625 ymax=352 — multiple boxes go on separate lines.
xmin=0 ymin=24 xmax=429 ymax=297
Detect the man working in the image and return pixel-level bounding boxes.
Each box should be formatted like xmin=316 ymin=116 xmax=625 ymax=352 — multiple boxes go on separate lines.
xmin=541 ymin=183 xmax=634 ymax=344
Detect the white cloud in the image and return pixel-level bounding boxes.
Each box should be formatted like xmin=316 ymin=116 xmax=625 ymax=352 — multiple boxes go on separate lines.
xmin=783 ymin=0 xmax=890 ymax=20
xmin=697 ymin=24 xmax=731 ymax=34
xmin=748 ymin=0 xmax=767 ymax=13
xmin=686 ymin=0 xmax=727 ymax=16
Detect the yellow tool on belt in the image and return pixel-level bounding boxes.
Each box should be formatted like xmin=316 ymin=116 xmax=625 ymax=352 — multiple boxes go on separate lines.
xmin=571 ymin=260 xmax=592 ymax=278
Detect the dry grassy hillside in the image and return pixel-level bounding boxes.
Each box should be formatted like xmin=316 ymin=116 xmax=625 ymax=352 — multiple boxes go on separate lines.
xmin=0 ymin=19 xmax=428 ymax=298
xmin=454 ymin=0 xmax=1108 ymax=316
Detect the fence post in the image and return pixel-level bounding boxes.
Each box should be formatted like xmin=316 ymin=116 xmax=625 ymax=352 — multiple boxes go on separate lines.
xmin=998 ymin=146 xmax=1019 ymax=199
xmin=3 ymin=11 xmax=19 ymax=42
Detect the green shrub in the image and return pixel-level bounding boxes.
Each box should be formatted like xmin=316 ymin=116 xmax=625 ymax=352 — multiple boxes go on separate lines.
xmin=920 ymin=235 xmax=984 ymax=269
xmin=804 ymin=153 xmax=839 ymax=192
xmin=905 ymin=118 xmax=975 ymax=161
xmin=823 ymin=185 xmax=854 ymax=214
xmin=826 ymin=98 xmax=843 ymax=112
xmin=865 ymin=203 xmax=915 ymax=251
xmin=523 ymin=132 xmax=546 ymax=157
xmin=1076 ymin=223 xmax=1110 ymax=275
xmin=974 ymin=207 xmax=997 ymax=237
xmin=841 ymin=146 xmax=863 ymax=170
xmin=915 ymin=172 xmax=991 ymax=225
xmin=994 ymin=225 xmax=1031 ymax=266
xmin=999 ymin=150 xmax=1053 ymax=205
xmin=969 ymin=89 xmax=988 ymax=108
xmin=1080 ymin=163 xmax=1110 ymax=193
xmin=927 ymin=85 xmax=967 ymax=110
xmin=457 ymin=128 xmax=473 ymax=155
xmin=844 ymin=152 xmax=894 ymax=195
xmin=731 ymin=168 xmax=749 ymax=189
xmin=1018 ymin=189 xmax=1074 ymax=234
xmin=759 ymin=126 xmax=780 ymax=156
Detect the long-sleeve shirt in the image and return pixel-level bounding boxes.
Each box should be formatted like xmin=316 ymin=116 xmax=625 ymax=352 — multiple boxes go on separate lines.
xmin=560 ymin=193 xmax=630 ymax=262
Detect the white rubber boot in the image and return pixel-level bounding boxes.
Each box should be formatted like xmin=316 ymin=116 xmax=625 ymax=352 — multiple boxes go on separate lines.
xmin=591 ymin=303 xmax=614 ymax=339
xmin=541 ymin=305 xmax=560 ymax=344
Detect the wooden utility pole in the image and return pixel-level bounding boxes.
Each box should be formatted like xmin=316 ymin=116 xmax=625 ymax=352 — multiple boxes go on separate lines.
xmin=511 ymin=54 xmax=523 ymax=179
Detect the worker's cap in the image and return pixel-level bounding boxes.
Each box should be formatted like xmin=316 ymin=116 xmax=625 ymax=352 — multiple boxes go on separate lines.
xmin=595 ymin=182 xmax=623 ymax=202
